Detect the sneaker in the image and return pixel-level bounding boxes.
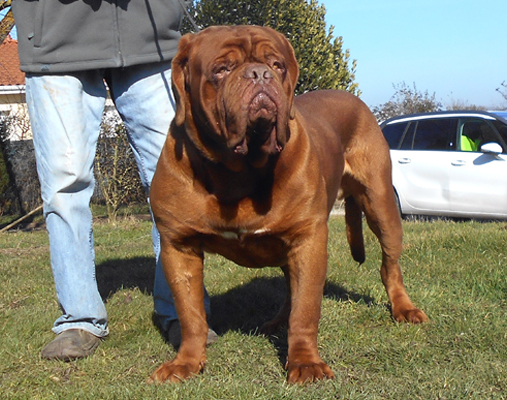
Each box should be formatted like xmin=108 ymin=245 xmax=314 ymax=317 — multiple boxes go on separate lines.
xmin=41 ymin=329 xmax=101 ymax=361
xmin=165 ymin=320 xmax=218 ymax=349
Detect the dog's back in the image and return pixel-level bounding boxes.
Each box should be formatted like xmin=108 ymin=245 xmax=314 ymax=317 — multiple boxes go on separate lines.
xmin=295 ymin=90 xmax=391 ymax=263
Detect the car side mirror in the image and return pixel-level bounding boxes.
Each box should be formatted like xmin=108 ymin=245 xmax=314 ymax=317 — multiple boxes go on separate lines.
xmin=480 ymin=142 xmax=503 ymax=155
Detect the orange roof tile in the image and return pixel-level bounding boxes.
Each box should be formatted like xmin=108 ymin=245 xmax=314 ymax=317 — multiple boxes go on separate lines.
xmin=0 ymin=36 xmax=25 ymax=86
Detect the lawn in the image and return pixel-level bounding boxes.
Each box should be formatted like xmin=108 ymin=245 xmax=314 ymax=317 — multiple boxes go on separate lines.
xmin=1 ymin=214 xmax=506 ymax=399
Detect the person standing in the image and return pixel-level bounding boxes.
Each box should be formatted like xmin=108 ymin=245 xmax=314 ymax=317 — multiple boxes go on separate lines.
xmin=11 ymin=0 xmax=215 ymax=360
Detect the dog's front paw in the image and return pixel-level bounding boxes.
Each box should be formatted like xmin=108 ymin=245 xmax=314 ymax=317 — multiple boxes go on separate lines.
xmin=286 ymin=360 xmax=335 ymax=384
xmin=393 ymin=307 xmax=429 ymax=324
xmin=148 ymin=359 xmax=205 ymax=384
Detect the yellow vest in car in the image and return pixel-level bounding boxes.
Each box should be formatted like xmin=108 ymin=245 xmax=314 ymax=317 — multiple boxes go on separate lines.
xmin=461 ymin=136 xmax=479 ymax=151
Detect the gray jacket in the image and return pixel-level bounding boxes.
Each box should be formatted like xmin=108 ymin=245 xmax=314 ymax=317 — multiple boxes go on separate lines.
xmin=11 ymin=0 xmax=184 ymax=73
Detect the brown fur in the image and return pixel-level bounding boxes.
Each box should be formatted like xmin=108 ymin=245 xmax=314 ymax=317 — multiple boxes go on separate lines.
xmin=149 ymin=25 xmax=427 ymax=384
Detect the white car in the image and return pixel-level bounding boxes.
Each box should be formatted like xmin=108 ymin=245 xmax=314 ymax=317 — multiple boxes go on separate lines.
xmin=380 ymin=111 xmax=507 ymax=219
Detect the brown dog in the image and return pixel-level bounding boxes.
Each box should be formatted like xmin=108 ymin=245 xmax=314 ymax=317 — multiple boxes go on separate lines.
xmin=149 ymin=25 xmax=428 ymax=384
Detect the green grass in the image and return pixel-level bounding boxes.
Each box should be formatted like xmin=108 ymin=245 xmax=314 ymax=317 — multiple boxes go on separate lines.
xmin=1 ymin=216 xmax=507 ymax=399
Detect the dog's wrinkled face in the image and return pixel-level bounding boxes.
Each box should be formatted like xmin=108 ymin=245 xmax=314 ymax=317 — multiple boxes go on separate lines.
xmin=171 ymin=26 xmax=299 ymax=170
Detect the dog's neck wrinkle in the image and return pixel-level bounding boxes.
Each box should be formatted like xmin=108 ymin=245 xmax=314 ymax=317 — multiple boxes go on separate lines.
xmin=201 ymin=158 xmax=274 ymax=204
xmin=181 ymin=120 xmax=279 ymax=201
xmin=176 ymin=146 xmax=274 ymax=209
xmin=190 ymin=113 xmax=227 ymax=161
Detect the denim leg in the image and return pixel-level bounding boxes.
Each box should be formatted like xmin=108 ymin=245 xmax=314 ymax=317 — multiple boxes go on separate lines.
xmin=110 ymin=63 xmax=211 ymax=330
xmin=26 ymin=72 xmax=109 ymax=337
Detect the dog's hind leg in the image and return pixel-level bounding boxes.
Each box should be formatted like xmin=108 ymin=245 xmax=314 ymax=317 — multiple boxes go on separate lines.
xmin=344 ymin=196 xmax=365 ymax=264
xmin=343 ymin=171 xmax=428 ymax=324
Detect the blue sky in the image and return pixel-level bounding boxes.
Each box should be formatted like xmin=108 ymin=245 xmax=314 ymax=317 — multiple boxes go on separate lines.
xmin=3 ymin=2 xmax=506 ymax=109
xmin=321 ymin=0 xmax=507 ymax=109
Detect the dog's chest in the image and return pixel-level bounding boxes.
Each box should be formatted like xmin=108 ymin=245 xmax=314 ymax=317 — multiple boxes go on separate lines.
xmin=218 ymin=227 xmax=270 ymax=240
xmin=201 ymin=228 xmax=289 ymax=268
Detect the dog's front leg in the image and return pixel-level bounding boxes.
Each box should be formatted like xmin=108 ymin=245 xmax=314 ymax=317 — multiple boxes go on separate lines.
xmin=149 ymin=243 xmax=208 ymax=383
xmin=285 ymin=222 xmax=335 ymax=384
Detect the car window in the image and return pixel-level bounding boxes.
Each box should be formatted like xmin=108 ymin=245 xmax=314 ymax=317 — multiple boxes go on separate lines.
xmin=382 ymin=122 xmax=408 ymax=149
xmin=461 ymin=119 xmax=505 ymax=153
xmin=491 ymin=120 xmax=507 ymax=153
xmin=410 ymin=118 xmax=457 ymax=151
xmin=399 ymin=122 xmax=415 ymax=150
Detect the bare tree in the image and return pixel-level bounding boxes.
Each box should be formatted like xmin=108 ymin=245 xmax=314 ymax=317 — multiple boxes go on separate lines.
xmin=372 ymin=82 xmax=443 ymax=122
xmin=497 ymin=81 xmax=507 ymax=106
xmin=447 ymin=99 xmax=486 ymax=111
xmin=94 ymin=112 xmax=146 ymax=223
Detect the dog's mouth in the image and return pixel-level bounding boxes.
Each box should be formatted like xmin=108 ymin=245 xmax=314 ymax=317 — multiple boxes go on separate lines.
xmin=233 ymin=125 xmax=281 ymax=156
xmin=248 ymin=91 xmax=278 ymax=125
xmin=231 ymin=90 xmax=283 ymax=156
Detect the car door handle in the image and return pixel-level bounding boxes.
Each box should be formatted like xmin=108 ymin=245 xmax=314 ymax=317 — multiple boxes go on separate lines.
xmin=397 ymin=158 xmax=411 ymax=164
xmin=451 ymin=160 xmax=466 ymax=166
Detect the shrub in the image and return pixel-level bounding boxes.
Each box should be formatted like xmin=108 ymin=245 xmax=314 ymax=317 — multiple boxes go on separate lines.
xmin=93 ymin=111 xmax=147 ymax=222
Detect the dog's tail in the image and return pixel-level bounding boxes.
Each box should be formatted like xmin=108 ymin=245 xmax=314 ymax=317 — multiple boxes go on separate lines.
xmin=344 ymin=196 xmax=366 ymax=264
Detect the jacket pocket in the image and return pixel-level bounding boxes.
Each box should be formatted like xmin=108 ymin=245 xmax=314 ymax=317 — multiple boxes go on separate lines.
xmin=33 ymin=0 xmax=45 ymax=48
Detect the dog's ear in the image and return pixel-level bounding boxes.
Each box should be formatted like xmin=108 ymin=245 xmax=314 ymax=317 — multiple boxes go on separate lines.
xmin=172 ymin=33 xmax=195 ymax=126
xmin=277 ymin=32 xmax=299 ymax=120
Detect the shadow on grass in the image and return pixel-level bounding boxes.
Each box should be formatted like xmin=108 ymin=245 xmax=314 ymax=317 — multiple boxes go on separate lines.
xmin=208 ymin=276 xmax=375 ymax=367
xmin=96 ymin=256 xmax=156 ymax=300
xmin=208 ymin=277 xmax=374 ymax=335
xmin=95 ymin=257 xmax=375 ymax=367
xmin=95 ymin=257 xmax=374 ymax=327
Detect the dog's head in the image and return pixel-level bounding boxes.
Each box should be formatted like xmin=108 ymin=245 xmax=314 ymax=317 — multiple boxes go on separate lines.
xmin=171 ymin=25 xmax=299 ymax=170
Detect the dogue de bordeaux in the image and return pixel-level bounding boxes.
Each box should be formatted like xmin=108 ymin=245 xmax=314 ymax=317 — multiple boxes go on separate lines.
xmin=149 ymin=25 xmax=428 ymax=384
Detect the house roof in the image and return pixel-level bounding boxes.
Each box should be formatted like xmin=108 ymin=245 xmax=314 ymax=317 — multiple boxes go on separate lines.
xmin=0 ymin=36 xmax=25 ymax=86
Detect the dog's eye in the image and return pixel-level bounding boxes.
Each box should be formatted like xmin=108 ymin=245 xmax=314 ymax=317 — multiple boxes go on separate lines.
xmin=212 ymin=64 xmax=232 ymax=80
xmin=272 ymin=61 xmax=286 ymax=74
xmin=215 ymin=66 xmax=228 ymax=74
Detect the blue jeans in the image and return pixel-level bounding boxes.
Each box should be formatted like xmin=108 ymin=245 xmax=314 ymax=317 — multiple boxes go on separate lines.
xmin=25 ymin=62 xmax=210 ymax=337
